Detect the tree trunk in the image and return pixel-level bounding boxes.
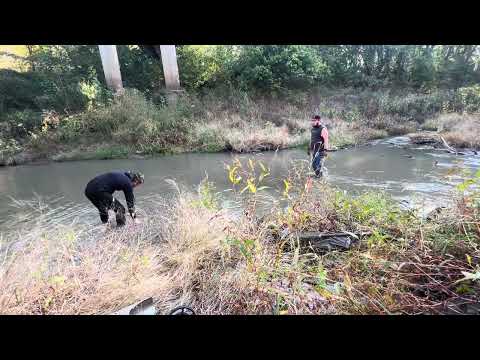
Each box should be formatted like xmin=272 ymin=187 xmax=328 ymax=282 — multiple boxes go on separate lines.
xmin=26 ymin=45 xmax=35 ymax=71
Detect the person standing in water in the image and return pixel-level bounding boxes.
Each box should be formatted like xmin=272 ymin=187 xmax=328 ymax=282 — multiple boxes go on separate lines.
xmin=84 ymin=171 xmax=144 ymax=226
xmin=307 ymin=114 xmax=329 ymax=177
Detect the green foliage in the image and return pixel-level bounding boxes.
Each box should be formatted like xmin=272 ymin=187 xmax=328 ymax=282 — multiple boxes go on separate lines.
xmin=193 ymin=126 xmax=226 ymax=152
xmin=1 ymin=109 xmax=45 ymax=139
xmin=116 ymin=45 xmax=165 ymax=96
xmin=226 ymin=158 xmax=271 ymax=195
xmin=25 ymin=46 xmax=104 ymax=112
xmin=422 ymin=169 xmax=480 ymax=254
xmin=53 ymin=89 xmax=190 ymax=152
xmin=334 ymin=191 xmax=411 ymax=236
xmin=0 ymin=70 xmax=44 ymax=113
xmin=226 ymin=235 xmax=257 ymax=268
xmin=93 ymin=145 xmax=131 ymax=159
xmin=231 ymin=46 xmax=330 ymax=92
xmin=456 ymin=168 xmax=480 ymax=204
xmin=1 ymin=45 xmax=158 ymax=123
xmin=0 ymin=136 xmax=21 ymax=161
xmin=456 ymin=85 xmax=480 ymax=113
xmin=377 ymin=91 xmax=446 ymax=121
xmin=177 ymin=46 xmax=234 ymax=90
xmin=313 ymin=45 xmax=479 ymax=89
xmin=192 ymin=179 xmax=219 ymax=210
xmin=410 ymin=53 xmax=435 ymax=89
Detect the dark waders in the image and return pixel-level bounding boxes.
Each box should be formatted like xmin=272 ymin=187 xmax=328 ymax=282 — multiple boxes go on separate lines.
xmin=85 ymin=190 xmax=126 ymax=226
xmin=312 ymin=152 xmax=326 ymax=177
xmin=311 ymin=142 xmax=326 ymax=177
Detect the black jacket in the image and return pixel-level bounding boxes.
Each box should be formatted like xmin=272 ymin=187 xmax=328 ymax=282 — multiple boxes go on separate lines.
xmin=85 ymin=172 xmax=135 ymax=211
xmin=309 ymin=125 xmax=326 ymax=155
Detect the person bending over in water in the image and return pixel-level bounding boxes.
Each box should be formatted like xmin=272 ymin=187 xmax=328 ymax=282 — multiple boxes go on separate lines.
xmin=307 ymin=114 xmax=329 ymax=177
xmin=85 ymin=171 xmax=144 ymax=226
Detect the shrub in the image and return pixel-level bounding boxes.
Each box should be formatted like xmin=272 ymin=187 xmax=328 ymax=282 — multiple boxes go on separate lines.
xmin=0 ymin=70 xmax=44 ymax=113
xmin=55 ymin=89 xmax=190 ymax=150
xmin=0 ymin=67 xmax=110 ymax=120
xmin=1 ymin=110 xmax=43 ymax=138
xmin=231 ymin=46 xmax=331 ymax=92
xmin=177 ymin=46 xmax=227 ymax=90
xmin=377 ymin=91 xmax=446 ymax=121
xmin=192 ymin=124 xmax=226 ymax=152
xmin=0 ymin=136 xmax=21 ymax=162
xmin=456 ymin=85 xmax=480 ymax=113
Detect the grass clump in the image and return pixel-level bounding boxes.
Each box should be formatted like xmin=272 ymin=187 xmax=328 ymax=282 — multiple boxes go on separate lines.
xmin=93 ymin=145 xmax=132 ymax=160
xmin=0 ymin=226 xmax=167 ymax=315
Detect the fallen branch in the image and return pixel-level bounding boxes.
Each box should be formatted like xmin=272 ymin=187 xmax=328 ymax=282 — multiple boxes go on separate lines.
xmin=440 ymin=136 xmax=459 ymax=155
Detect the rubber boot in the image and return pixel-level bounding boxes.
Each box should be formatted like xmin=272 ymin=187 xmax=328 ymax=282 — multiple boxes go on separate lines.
xmin=116 ymin=209 xmax=126 ymax=226
xmin=112 ymin=197 xmax=126 ymax=227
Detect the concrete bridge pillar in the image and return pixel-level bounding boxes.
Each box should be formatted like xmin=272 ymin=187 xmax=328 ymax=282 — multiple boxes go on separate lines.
xmin=98 ymin=45 xmax=123 ymax=93
xmin=159 ymin=45 xmax=181 ymax=90
xmin=159 ymin=45 xmax=183 ymax=106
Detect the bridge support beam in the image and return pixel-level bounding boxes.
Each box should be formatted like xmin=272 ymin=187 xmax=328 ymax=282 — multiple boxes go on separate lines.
xmin=98 ymin=45 xmax=123 ymax=93
xmin=159 ymin=45 xmax=182 ymax=106
xmin=159 ymin=45 xmax=181 ymax=90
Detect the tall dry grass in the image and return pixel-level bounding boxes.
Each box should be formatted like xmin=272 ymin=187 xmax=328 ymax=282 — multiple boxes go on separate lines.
xmin=0 ymin=213 xmax=166 ymax=314
xmin=12 ymin=87 xmax=445 ymax=164
xmin=0 ymin=188 xmax=259 ymax=315
xmin=422 ymin=113 xmax=480 ymax=149
xmin=8 ymin=85 xmax=480 ymax=165
xmin=192 ymin=117 xmax=309 ymax=153
xmin=1 ymin=159 xmax=478 ymax=315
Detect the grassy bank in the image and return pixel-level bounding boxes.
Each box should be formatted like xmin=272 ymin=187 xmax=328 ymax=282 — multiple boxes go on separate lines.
xmin=2 ymin=86 xmax=480 ymax=166
xmin=1 ymin=158 xmax=479 ymax=315
xmin=415 ymin=113 xmax=480 ymax=150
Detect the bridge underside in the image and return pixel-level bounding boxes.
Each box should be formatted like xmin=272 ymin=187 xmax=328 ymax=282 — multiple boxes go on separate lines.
xmin=99 ymin=45 xmax=180 ymax=93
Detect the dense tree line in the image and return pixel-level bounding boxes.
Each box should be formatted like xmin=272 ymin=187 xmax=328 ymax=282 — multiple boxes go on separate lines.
xmin=176 ymin=45 xmax=480 ymax=91
xmin=185 ymin=45 xmax=480 ymax=91
xmin=315 ymin=45 xmax=479 ymax=89
xmin=1 ymin=45 xmax=479 ymax=118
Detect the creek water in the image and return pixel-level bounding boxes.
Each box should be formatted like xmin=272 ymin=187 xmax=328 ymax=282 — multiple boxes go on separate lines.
xmin=0 ymin=136 xmax=479 ymax=229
